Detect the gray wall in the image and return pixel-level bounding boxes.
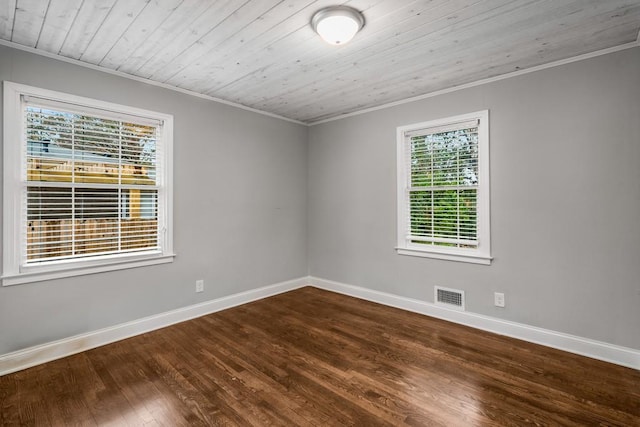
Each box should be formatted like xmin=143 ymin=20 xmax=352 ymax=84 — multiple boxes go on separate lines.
xmin=308 ymin=47 xmax=640 ymax=349
xmin=0 ymin=45 xmax=308 ymax=355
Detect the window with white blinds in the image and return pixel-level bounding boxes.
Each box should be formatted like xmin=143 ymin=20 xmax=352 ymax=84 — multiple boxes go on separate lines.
xmin=3 ymin=82 xmax=174 ymax=285
xmin=396 ymin=111 xmax=491 ymax=265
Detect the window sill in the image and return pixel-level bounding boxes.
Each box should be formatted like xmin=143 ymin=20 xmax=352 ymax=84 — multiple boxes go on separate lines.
xmin=2 ymin=253 xmax=176 ymax=286
xmin=396 ymin=247 xmax=492 ymax=265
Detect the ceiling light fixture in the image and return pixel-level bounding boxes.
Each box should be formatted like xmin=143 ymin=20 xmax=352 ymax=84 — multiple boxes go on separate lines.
xmin=311 ymin=6 xmax=364 ymax=45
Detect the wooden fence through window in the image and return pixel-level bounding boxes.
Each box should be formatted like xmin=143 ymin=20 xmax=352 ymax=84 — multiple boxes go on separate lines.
xmin=26 ymin=218 xmax=158 ymax=261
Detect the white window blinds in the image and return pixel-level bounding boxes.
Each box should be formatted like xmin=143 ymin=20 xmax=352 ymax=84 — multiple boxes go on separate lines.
xmin=403 ymin=119 xmax=479 ymax=248
xmin=23 ymin=97 xmax=163 ymax=264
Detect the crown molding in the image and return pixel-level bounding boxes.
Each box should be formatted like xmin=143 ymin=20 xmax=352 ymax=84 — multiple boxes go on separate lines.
xmin=0 ymin=39 xmax=307 ymax=126
xmin=1 ymin=38 xmax=638 ymax=127
xmin=308 ymin=41 xmax=640 ymax=126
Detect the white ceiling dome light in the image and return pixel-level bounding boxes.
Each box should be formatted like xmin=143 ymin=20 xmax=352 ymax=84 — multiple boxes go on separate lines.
xmin=311 ymin=6 xmax=365 ymax=45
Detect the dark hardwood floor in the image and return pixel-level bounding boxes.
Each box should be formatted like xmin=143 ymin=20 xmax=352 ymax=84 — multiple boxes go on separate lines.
xmin=1 ymin=286 xmax=639 ymax=426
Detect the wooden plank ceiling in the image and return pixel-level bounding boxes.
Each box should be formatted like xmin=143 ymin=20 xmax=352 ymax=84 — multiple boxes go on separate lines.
xmin=1 ymin=0 xmax=639 ymax=124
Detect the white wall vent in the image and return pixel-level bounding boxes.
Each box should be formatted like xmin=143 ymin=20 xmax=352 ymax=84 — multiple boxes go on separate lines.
xmin=434 ymin=286 xmax=465 ymax=311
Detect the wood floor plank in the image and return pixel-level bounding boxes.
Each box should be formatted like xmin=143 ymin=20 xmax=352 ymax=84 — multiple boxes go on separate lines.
xmin=1 ymin=286 xmax=639 ymax=426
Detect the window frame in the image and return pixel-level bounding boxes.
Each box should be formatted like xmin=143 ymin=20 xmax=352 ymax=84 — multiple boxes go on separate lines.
xmin=2 ymin=81 xmax=175 ymax=286
xmin=396 ymin=110 xmax=491 ymax=265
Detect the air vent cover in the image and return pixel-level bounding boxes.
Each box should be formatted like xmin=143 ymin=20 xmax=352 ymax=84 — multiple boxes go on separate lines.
xmin=434 ymin=286 xmax=465 ymax=311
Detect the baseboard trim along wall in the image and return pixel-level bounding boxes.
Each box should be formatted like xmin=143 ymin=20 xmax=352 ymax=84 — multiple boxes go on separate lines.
xmin=2 ymin=276 xmax=638 ymax=376
xmin=0 ymin=277 xmax=308 ymax=376
xmin=308 ymin=276 xmax=640 ymax=370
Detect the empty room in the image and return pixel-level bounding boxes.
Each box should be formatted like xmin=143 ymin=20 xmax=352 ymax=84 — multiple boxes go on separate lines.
xmin=1 ymin=0 xmax=639 ymax=425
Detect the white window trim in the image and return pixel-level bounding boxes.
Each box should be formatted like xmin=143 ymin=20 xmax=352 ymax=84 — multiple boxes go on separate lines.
xmin=2 ymin=81 xmax=175 ymax=286
xmin=396 ymin=110 xmax=492 ymax=265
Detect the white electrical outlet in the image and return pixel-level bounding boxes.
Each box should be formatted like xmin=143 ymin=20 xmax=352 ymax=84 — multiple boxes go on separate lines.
xmin=196 ymin=279 xmax=204 ymax=293
xmin=494 ymin=292 xmax=505 ymax=307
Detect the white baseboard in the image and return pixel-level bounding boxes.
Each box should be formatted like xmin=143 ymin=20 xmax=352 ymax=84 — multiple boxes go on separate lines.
xmin=3 ymin=275 xmax=638 ymax=376
xmin=0 ymin=277 xmax=307 ymax=376
xmin=309 ymin=276 xmax=640 ymax=370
